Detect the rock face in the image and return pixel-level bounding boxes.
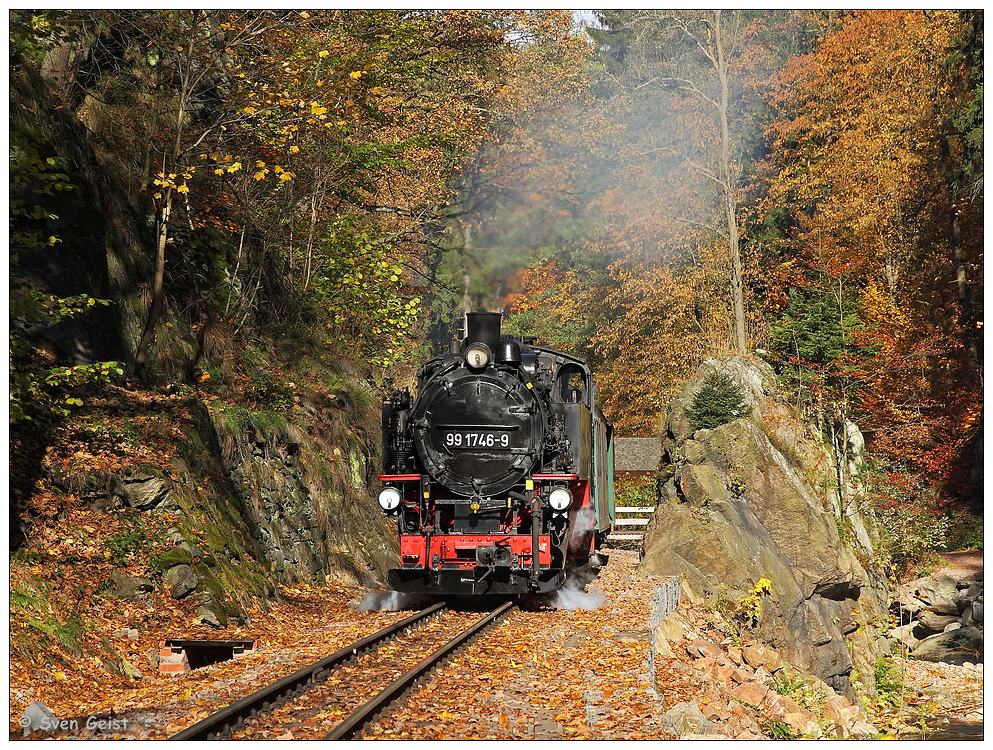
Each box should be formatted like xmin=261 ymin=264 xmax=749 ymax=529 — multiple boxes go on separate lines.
xmin=195 ymin=396 xmax=397 ymax=586
xmin=116 ymin=473 xmax=174 ymax=510
xmin=651 ymin=597 xmax=876 ymax=739
xmin=640 ymin=357 xmax=888 ymax=694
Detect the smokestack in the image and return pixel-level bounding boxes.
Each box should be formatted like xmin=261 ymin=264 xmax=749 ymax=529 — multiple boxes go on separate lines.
xmin=465 ymin=311 xmax=501 ymax=352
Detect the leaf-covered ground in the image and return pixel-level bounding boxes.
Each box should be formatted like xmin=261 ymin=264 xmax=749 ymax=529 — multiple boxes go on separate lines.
xmin=361 ymin=551 xmax=678 ymax=740
xmin=11 ymin=545 xmax=983 ymax=740
xmin=10 ymin=550 xmax=685 ymax=739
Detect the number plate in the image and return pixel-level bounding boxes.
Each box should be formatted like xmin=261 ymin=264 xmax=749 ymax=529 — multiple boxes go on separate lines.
xmin=443 ymin=431 xmax=511 ymax=449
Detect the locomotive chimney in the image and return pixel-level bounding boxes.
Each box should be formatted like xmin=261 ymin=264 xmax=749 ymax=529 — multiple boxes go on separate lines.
xmin=465 ymin=311 xmax=501 ymax=352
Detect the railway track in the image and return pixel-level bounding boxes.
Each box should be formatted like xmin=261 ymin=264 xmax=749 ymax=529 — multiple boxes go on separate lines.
xmin=168 ymin=601 xmax=514 ymax=741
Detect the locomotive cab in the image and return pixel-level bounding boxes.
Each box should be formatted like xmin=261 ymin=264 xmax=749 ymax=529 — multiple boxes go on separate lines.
xmin=378 ymin=312 xmax=614 ymax=596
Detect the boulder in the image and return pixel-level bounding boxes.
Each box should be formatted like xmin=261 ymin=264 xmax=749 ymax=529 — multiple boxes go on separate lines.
xmin=742 ymin=642 xmax=783 ymax=672
xmin=196 ymin=601 xmax=228 ymax=628
xmin=663 ymin=701 xmax=718 ymax=736
xmin=730 ymin=680 xmax=769 ymax=707
xmin=911 ymin=626 xmax=983 ymax=665
xmin=107 ymin=571 xmax=154 ymax=600
xmin=728 ymin=666 xmax=753 ymax=684
xmin=752 ymin=666 xmax=774 ymax=684
xmin=913 ymin=576 xmax=960 ymax=608
xmin=783 ymin=710 xmax=815 ymax=735
xmin=640 ymin=357 xmax=887 ymax=695
xmin=686 ymin=639 xmax=724 ymax=660
xmin=850 ymin=720 xmax=877 ymax=737
xmin=763 ymin=691 xmax=804 ymax=720
xmin=727 ymin=644 xmax=743 ymax=665
xmin=890 ymin=623 xmax=918 ymax=649
xmin=20 ymin=701 xmax=58 ymax=736
xmin=116 ymin=473 xmax=172 ymax=510
xmin=163 ymin=565 xmax=198 ymax=599
xmin=917 ymin=609 xmax=961 ymax=633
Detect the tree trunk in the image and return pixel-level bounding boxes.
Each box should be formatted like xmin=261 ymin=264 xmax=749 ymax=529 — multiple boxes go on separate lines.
xmin=950 ymin=194 xmax=979 ymax=368
xmin=714 ymin=11 xmax=748 ymax=355
xmin=304 ymin=190 xmax=318 ymax=291
xmin=134 ymin=189 xmax=173 ymax=373
xmin=134 ymin=14 xmax=197 ymax=375
xmin=935 ymin=84 xmax=979 ymax=371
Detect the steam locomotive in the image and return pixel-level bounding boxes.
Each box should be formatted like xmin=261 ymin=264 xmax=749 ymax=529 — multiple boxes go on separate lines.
xmin=376 ymin=312 xmax=615 ymax=596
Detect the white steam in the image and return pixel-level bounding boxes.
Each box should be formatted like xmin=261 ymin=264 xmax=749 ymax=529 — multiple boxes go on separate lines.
xmin=358 ymin=590 xmax=415 ymax=612
xmin=553 ymin=580 xmax=605 ymax=610
xmin=569 ymin=507 xmax=596 ymax=552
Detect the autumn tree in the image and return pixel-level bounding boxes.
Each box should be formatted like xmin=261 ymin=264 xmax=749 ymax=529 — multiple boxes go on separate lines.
xmin=760 ymin=10 xmax=983 ymax=500
xmin=594 ymin=10 xmax=754 ymax=354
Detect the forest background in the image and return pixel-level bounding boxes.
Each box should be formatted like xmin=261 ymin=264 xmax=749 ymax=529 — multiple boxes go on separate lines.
xmin=10 ymin=9 xmax=983 ymax=574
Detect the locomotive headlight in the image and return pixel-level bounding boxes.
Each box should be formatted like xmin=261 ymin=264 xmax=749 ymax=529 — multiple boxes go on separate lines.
xmin=548 ymin=487 xmax=572 ymax=512
xmin=465 ymin=343 xmax=490 ymax=369
xmin=378 ymin=487 xmax=401 ymax=512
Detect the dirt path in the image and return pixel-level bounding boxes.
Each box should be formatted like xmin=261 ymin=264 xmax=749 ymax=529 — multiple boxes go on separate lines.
xmin=935 ymin=550 xmax=984 ymax=581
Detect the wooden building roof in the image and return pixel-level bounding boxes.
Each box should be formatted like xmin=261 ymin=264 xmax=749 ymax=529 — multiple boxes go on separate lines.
xmin=614 ymin=437 xmax=662 ymax=472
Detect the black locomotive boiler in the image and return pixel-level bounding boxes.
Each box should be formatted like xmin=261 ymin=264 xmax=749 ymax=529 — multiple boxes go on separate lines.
xmin=376 ymin=312 xmax=615 ymax=596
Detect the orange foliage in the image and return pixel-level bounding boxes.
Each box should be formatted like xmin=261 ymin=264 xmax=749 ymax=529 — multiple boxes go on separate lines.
xmin=760 ymin=10 xmax=982 ymax=494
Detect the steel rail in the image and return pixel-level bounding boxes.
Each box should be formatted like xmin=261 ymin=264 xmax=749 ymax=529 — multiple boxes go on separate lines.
xmin=168 ymin=602 xmax=446 ymax=740
xmin=325 ymin=600 xmax=515 ymax=740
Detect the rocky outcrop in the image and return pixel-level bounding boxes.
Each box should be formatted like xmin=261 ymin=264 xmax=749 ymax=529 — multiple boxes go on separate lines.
xmin=891 ymin=574 xmax=983 ymax=665
xmin=640 ymin=357 xmax=888 ymax=695
xmin=651 ymin=600 xmax=876 ymax=739
xmin=194 ymin=395 xmax=396 ymax=587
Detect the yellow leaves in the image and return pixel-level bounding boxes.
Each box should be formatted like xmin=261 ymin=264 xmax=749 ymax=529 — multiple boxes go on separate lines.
xmin=310 ymin=102 xmax=328 ymax=116
xmin=278 ymin=171 xmax=294 ymax=183
xmin=349 ymin=70 xmax=364 ymax=79
xmin=226 ymin=161 xmax=242 ymax=174
xmin=254 ymin=170 xmax=268 ymax=181
xmin=242 ymin=106 xmax=258 ymax=115
xmin=213 ymin=168 xmax=225 ymax=176
xmin=176 ymin=185 xmax=189 ymax=195
xmin=289 ymin=145 xmax=300 ymax=154
xmin=255 ymin=160 xmax=267 ymax=168
xmin=318 ymin=50 xmax=330 ymax=58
